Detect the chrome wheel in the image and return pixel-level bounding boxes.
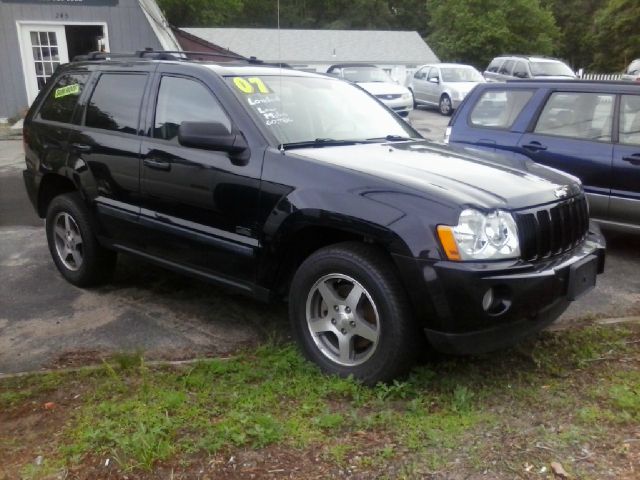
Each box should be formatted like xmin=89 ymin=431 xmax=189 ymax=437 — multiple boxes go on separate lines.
xmin=305 ymin=273 xmax=380 ymax=367
xmin=440 ymin=95 xmax=452 ymax=115
xmin=52 ymin=212 xmax=83 ymax=271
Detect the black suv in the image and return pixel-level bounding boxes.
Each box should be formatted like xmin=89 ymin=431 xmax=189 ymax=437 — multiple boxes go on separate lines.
xmin=23 ymin=51 xmax=605 ymax=384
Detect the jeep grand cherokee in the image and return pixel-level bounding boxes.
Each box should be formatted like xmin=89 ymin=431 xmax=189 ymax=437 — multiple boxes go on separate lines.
xmin=22 ymin=51 xmax=605 ymax=384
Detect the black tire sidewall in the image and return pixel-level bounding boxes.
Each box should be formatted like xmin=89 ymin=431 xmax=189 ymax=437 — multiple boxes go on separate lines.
xmin=289 ymin=245 xmax=414 ymax=384
xmin=45 ymin=192 xmax=111 ymax=287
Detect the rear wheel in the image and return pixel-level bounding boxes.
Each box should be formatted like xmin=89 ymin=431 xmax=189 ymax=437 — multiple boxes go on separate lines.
xmin=439 ymin=94 xmax=453 ymax=116
xmin=46 ymin=192 xmax=116 ymax=287
xmin=409 ymin=89 xmax=418 ymax=108
xmin=289 ymin=242 xmax=420 ymax=385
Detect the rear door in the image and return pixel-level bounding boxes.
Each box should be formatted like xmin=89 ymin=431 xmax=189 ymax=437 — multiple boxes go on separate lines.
xmin=69 ymin=69 xmax=152 ymax=246
xmin=411 ymin=67 xmax=429 ymax=103
xmin=610 ymin=93 xmax=640 ymax=226
xmin=517 ymin=91 xmax=615 ymax=220
xmin=138 ymin=66 xmax=262 ymax=285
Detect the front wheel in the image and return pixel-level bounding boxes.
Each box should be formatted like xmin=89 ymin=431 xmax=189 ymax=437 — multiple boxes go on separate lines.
xmin=289 ymin=242 xmax=420 ymax=385
xmin=439 ymin=94 xmax=453 ymax=116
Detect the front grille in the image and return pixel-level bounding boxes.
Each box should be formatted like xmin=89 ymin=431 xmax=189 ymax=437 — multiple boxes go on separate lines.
xmin=515 ymin=195 xmax=589 ymax=261
xmin=376 ymin=94 xmax=401 ymax=100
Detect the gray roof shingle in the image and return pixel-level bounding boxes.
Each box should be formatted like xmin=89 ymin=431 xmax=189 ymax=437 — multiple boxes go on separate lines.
xmin=181 ymin=28 xmax=439 ymax=65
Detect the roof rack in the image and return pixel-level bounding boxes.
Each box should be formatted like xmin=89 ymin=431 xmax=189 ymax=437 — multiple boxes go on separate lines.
xmin=73 ymin=48 xmax=251 ymax=63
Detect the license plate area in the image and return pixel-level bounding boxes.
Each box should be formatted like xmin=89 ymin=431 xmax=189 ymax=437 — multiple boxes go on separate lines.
xmin=567 ymin=254 xmax=598 ymax=301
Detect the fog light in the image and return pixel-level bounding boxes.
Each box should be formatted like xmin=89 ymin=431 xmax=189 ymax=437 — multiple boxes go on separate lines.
xmin=482 ymin=288 xmax=494 ymax=311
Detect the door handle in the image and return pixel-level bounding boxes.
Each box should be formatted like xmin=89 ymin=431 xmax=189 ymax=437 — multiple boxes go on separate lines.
xmin=71 ymin=143 xmax=92 ymax=153
xmin=622 ymin=154 xmax=640 ymax=166
xmin=143 ymin=158 xmax=171 ymax=171
xmin=522 ymin=141 xmax=547 ymax=152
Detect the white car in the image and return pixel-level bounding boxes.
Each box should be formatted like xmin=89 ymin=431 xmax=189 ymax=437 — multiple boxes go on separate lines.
xmin=327 ymin=64 xmax=413 ymax=117
xmin=406 ymin=63 xmax=485 ymax=115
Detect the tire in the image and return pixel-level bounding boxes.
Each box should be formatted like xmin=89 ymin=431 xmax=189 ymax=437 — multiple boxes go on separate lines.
xmin=45 ymin=192 xmax=117 ymax=287
xmin=409 ymin=89 xmax=418 ymax=109
xmin=439 ymin=94 xmax=453 ymax=116
xmin=289 ymin=242 xmax=420 ymax=385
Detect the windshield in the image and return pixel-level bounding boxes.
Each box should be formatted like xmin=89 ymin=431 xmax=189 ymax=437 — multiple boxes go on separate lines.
xmin=530 ymin=61 xmax=575 ymax=77
xmin=226 ymin=75 xmax=417 ymax=146
xmin=440 ymin=67 xmax=484 ymax=82
xmin=340 ymin=67 xmax=392 ymax=83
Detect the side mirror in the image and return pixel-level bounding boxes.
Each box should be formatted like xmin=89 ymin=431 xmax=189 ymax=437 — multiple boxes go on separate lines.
xmin=178 ymin=121 xmax=249 ymax=165
xmin=429 ymin=77 xmax=440 ymax=84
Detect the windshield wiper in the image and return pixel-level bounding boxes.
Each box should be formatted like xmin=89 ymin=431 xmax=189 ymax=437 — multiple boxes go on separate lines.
xmin=366 ymin=135 xmax=419 ymax=142
xmin=280 ymin=138 xmax=369 ymax=150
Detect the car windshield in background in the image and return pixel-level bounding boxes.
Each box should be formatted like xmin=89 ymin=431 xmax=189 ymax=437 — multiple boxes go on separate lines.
xmin=530 ymin=61 xmax=574 ymax=77
xmin=341 ymin=67 xmax=392 ymax=83
xmin=226 ymin=75 xmax=417 ymax=147
xmin=441 ymin=67 xmax=484 ymax=82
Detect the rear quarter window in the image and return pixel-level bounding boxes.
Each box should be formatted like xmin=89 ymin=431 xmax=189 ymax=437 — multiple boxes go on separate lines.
xmin=469 ymin=89 xmax=534 ymax=129
xmin=38 ymin=73 xmax=89 ymax=123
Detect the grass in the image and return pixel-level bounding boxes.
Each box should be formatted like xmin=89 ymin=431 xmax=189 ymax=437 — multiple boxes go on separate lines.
xmin=1 ymin=322 xmax=639 ymax=478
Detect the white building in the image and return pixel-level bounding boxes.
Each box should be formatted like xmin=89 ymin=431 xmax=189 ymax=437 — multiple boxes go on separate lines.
xmin=181 ymin=27 xmax=440 ymax=83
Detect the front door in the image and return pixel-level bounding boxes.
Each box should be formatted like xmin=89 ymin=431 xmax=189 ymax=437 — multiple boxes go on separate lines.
xmin=610 ymin=94 xmax=640 ymax=226
xmin=139 ymin=69 xmax=262 ymax=286
xmin=20 ymin=24 xmax=70 ymax=104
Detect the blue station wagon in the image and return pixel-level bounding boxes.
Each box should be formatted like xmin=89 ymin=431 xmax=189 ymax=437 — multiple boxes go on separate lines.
xmin=447 ymin=80 xmax=640 ymax=231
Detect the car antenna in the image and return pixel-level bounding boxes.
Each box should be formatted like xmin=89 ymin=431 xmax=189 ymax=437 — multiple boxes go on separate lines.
xmin=277 ymin=0 xmax=285 ymax=154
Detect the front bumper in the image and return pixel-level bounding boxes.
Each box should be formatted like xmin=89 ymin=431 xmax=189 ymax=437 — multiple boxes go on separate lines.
xmin=379 ymin=97 xmax=413 ymax=116
xmin=397 ymin=225 xmax=606 ymax=355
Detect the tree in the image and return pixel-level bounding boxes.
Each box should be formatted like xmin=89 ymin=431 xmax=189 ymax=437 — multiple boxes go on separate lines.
xmin=157 ymin=0 xmax=244 ymax=27
xmin=541 ymin=0 xmax=604 ymax=70
xmin=425 ymin=0 xmax=559 ymax=69
xmin=591 ymin=0 xmax=640 ymax=71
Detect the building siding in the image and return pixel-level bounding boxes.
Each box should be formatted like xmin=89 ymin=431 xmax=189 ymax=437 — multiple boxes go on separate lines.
xmin=0 ymin=0 xmax=162 ymax=120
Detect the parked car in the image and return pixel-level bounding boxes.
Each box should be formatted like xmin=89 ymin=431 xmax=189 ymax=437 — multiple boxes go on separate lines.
xmin=406 ymin=63 xmax=485 ymax=115
xmin=621 ymin=58 xmax=640 ymax=83
xmin=23 ymin=53 xmax=605 ymax=384
xmin=484 ymin=55 xmax=576 ymax=82
xmin=446 ymin=80 xmax=640 ymax=231
xmin=326 ymin=63 xmax=413 ymax=116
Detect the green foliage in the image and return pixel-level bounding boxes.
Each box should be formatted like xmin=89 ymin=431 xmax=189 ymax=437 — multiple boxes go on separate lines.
xmin=157 ymin=0 xmax=244 ymax=27
xmin=591 ymin=0 xmax=640 ymax=71
xmin=426 ymin=0 xmax=559 ymax=69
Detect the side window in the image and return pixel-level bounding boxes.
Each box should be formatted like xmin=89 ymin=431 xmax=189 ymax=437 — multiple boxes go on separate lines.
xmin=38 ymin=73 xmax=88 ymax=123
xmin=499 ymin=60 xmax=515 ymax=75
xmin=153 ymin=76 xmax=231 ymax=142
xmin=414 ymin=67 xmax=425 ymax=80
xmin=428 ymin=68 xmax=439 ymax=81
xmin=534 ymin=92 xmax=614 ymax=142
xmin=513 ymin=62 xmax=529 ymax=79
xmin=619 ymin=95 xmax=640 ymax=146
xmin=85 ymin=73 xmax=147 ymax=135
xmin=469 ymin=89 xmax=534 ymax=129
xmin=486 ymin=58 xmax=503 ymax=73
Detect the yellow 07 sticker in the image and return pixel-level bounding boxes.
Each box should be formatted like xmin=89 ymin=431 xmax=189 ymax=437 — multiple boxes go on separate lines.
xmin=232 ymin=77 xmax=270 ymax=94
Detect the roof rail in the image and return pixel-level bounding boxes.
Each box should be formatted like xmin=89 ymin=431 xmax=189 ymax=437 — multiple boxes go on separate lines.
xmin=72 ymin=48 xmax=251 ymax=63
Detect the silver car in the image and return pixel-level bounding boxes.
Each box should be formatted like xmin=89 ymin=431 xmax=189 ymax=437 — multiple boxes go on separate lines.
xmin=621 ymin=58 xmax=640 ymax=83
xmin=406 ymin=63 xmax=485 ymax=116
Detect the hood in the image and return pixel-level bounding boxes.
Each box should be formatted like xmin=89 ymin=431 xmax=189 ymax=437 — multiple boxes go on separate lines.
xmin=289 ymin=141 xmax=582 ymax=210
xmin=445 ymin=81 xmax=482 ymax=96
xmin=356 ymin=82 xmax=410 ymax=96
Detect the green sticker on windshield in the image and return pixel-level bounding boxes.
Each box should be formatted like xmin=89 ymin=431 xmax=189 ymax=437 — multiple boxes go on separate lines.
xmin=54 ymin=84 xmax=80 ymax=99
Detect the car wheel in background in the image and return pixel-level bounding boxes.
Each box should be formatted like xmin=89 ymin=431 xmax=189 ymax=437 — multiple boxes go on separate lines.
xmin=45 ymin=192 xmax=117 ymax=287
xmin=289 ymin=242 xmax=421 ymax=385
xmin=439 ymin=94 xmax=453 ymax=116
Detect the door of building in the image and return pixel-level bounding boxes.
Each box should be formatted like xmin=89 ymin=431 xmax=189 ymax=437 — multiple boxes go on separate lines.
xmin=19 ymin=24 xmax=70 ymax=104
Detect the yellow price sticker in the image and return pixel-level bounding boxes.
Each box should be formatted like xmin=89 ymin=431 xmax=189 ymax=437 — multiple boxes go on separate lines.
xmin=232 ymin=77 xmax=270 ymax=94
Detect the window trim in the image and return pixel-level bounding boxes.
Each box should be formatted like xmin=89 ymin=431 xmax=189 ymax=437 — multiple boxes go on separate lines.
xmin=466 ymin=88 xmax=535 ymax=131
xmin=617 ymin=94 xmax=640 ymax=146
xmin=81 ymin=71 xmax=150 ymax=137
xmin=148 ymin=73 xmax=233 ymax=145
xmin=530 ymin=90 xmax=617 ymax=144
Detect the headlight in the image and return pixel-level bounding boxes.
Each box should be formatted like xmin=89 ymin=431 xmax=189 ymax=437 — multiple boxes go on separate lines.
xmin=437 ymin=209 xmax=520 ymax=261
xmin=401 ymin=93 xmax=412 ymax=100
